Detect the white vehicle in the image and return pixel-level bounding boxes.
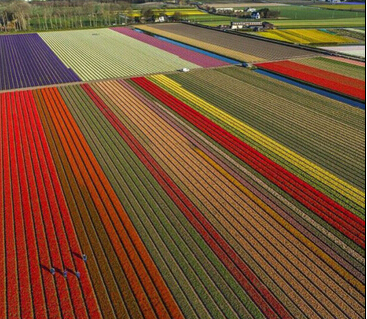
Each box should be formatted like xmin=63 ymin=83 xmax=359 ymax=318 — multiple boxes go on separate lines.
xmin=180 ymin=68 xmax=190 ymax=72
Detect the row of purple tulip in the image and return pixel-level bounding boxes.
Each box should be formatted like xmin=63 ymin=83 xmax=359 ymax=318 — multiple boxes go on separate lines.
xmin=0 ymin=34 xmax=81 ymax=91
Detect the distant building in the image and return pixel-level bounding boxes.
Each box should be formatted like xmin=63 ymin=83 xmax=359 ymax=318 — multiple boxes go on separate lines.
xmin=216 ymin=7 xmax=234 ymax=12
xmin=251 ymin=12 xmax=261 ymax=19
xmin=230 ymin=21 xmax=274 ymax=30
xmin=155 ymin=15 xmax=168 ymax=23
xmin=262 ymin=22 xmax=275 ymax=30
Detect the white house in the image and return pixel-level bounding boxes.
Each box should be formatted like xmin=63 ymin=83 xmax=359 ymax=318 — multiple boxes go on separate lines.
xmin=251 ymin=12 xmax=260 ymax=19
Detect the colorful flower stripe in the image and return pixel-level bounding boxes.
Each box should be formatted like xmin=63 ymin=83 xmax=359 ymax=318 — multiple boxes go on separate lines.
xmin=268 ymin=29 xmax=356 ymax=44
xmin=150 ymin=74 xmax=365 ymax=209
xmin=111 ymin=27 xmax=228 ymax=68
xmin=90 ymin=78 xmax=364 ymax=318
xmin=162 ymin=68 xmax=365 ymax=218
xmin=0 ymin=94 xmax=5 ymax=319
xmin=129 ymin=78 xmax=366 ymax=296
xmin=325 ymin=56 xmax=365 ymax=67
xmin=0 ymin=34 xmax=80 ymax=91
xmin=4 ymin=90 xmax=73 ymax=319
xmin=293 ymin=57 xmax=365 ymax=81
xmin=39 ymin=29 xmax=200 ymax=82
xmin=137 ymin=24 xmax=263 ymax=62
xmin=194 ymin=148 xmax=364 ymax=290
xmin=148 ymin=74 xmax=365 ymax=226
xmin=12 ymin=91 xmax=64 ymax=318
xmin=33 ymin=87 xmax=135 ymax=319
xmin=121 ymin=77 xmax=365 ymax=281
xmin=2 ymin=92 xmax=21 ymax=318
xmin=276 ymin=61 xmax=365 ymax=90
xmin=33 ymin=90 xmax=128 ymax=318
xmin=40 ymin=86 xmax=183 ymax=319
xmin=0 ymin=90 xmax=101 ymax=318
xmin=82 ymin=82 xmax=292 ymax=319
xmin=114 ymin=78 xmax=365 ymax=316
xmin=131 ymin=77 xmax=365 ymax=251
xmin=70 ymin=80 xmax=264 ymax=319
xmin=137 ymin=24 xmax=319 ymax=62
xmin=256 ymin=61 xmax=366 ymax=101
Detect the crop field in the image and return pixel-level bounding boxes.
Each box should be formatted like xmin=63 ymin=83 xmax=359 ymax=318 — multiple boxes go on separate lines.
xmin=0 ymin=64 xmax=365 ymax=318
xmin=0 ymin=27 xmax=229 ymax=92
xmin=38 ymin=28 xmax=202 ymax=81
xmin=253 ymin=29 xmax=358 ymax=45
xmin=345 ymin=27 xmax=366 ymax=34
xmin=259 ymin=17 xmax=366 ymax=28
xmin=292 ymin=56 xmax=365 ymax=80
xmin=137 ymin=23 xmax=318 ymax=62
xmin=0 ymin=25 xmax=365 ymax=319
xmin=312 ymin=4 xmax=366 ymax=11
xmin=147 ymin=67 xmax=365 ymax=214
xmin=328 ymin=28 xmax=366 ymax=41
xmin=256 ymin=60 xmax=365 ymax=100
xmin=198 ymin=17 xmax=366 ymax=28
xmin=252 ymin=5 xmax=365 ymax=20
xmin=0 ymin=34 xmax=81 ymax=91
xmin=318 ymin=44 xmax=366 ymax=58
xmin=207 ymin=3 xmax=290 ymax=8
xmin=326 ymin=55 xmax=366 ymax=66
xmin=111 ymin=27 xmax=229 ymax=68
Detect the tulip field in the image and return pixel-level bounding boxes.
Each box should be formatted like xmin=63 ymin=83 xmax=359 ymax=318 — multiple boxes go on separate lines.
xmin=292 ymin=56 xmax=365 ymax=80
xmin=111 ymin=27 xmax=229 ymax=68
xmin=137 ymin=23 xmax=318 ymax=62
xmin=0 ymin=25 xmax=365 ymax=319
xmin=39 ymin=29 xmax=201 ymax=81
xmin=256 ymin=60 xmax=366 ymax=101
xmin=0 ymin=34 xmax=81 ymax=90
xmin=0 ymin=28 xmax=229 ymax=92
xmin=253 ymin=29 xmax=358 ymax=45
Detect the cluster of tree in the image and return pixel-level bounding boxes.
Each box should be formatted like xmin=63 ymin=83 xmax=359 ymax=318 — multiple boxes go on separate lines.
xmin=0 ymin=0 xmax=135 ymax=32
xmin=258 ymin=8 xmax=280 ymax=19
xmin=0 ymin=1 xmax=31 ymax=31
xmin=140 ymin=8 xmax=185 ymax=22
xmin=0 ymin=0 xmax=189 ymax=32
xmin=203 ymin=6 xmax=280 ymax=19
xmin=30 ymin=0 xmax=151 ymax=5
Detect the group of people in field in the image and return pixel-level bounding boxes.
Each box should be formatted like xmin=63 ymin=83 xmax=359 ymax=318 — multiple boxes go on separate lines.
xmin=50 ymin=254 xmax=87 ymax=279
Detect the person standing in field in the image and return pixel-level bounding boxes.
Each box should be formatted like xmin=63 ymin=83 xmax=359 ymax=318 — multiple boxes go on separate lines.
xmin=82 ymin=254 xmax=87 ymax=262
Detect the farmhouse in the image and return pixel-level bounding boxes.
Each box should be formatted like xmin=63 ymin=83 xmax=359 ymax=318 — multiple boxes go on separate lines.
xmin=251 ymin=11 xmax=261 ymax=19
xmin=154 ymin=15 xmax=168 ymax=23
xmin=230 ymin=21 xmax=274 ymax=30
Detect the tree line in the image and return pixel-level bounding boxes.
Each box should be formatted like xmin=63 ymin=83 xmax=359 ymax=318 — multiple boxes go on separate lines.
xmin=0 ymin=0 xmax=138 ymax=32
